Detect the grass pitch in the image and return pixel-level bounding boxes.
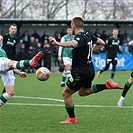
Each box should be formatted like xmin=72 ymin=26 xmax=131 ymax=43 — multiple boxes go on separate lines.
xmin=0 ymin=71 xmax=132 ymax=133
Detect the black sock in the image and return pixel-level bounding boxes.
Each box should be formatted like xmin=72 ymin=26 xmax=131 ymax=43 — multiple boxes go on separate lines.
xmin=65 ymin=105 xmax=75 ymax=118
xmin=111 ymin=73 xmax=115 ymax=79
xmin=122 ymin=81 xmax=132 ymax=97
xmin=100 ymin=69 xmax=104 ymax=74
xmin=92 ymin=84 xmax=107 ymax=93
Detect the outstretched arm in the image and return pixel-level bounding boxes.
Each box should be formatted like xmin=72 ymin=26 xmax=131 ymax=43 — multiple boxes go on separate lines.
xmin=49 ymin=37 xmax=78 ymax=48
xmin=13 ymin=69 xmax=27 ymax=78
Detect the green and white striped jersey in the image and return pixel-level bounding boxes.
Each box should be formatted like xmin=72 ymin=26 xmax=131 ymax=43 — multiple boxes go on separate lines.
xmin=0 ymin=46 xmax=8 ymax=58
xmin=58 ymin=34 xmax=74 ymax=58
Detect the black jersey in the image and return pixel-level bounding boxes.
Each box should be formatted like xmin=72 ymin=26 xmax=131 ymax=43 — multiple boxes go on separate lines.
xmin=2 ymin=32 xmax=18 ymax=59
xmin=105 ymin=36 xmax=120 ymax=59
xmin=71 ymin=31 xmax=97 ymax=77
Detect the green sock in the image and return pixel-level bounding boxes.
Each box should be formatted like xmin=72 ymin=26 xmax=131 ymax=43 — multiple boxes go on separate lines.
xmin=111 ymin=71 xmax=115 ymax=79
xmin=65 ymin=105 xmax=75 ymax=118
xmin=62 ymin=71 xmax=66 ymax=82
xmin=92 ymin=84 xmax=107 ymax=93
xmin=0 ymin=95 xmax=7 ymax=106
xmin=122 ymin=81 xmax=132 ymax=97
xmin=15 ymin=60 xmax=30 ymax=69
xmin=0 ymin=93 xmax=11 ymax=106
xmin=62 ymin=76 xmax=66 ymax=82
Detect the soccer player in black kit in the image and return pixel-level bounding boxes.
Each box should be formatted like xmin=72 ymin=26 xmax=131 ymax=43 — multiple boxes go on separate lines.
xmin=1 ymin=23 xmax=18 ymax=94
xmin=97 ymin=28 xmax=122 ymax=79
xmin=49 ymin=17 xmax=123 ymax=124
xmin=2 ymin=23 xmax=18 ymax=60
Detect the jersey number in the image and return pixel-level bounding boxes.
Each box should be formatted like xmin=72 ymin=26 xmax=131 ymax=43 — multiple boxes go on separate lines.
xmin=87 ymin=41 xmax=92 ymax=63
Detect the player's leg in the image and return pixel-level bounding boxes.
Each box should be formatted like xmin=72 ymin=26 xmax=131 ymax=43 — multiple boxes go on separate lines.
xmin=66 ymin=58 xmax=73 ymax=81
xmin=61 ymin=70 xmax=66 ymax=87
xmin=111 ymin=58 xmax=117 ymax=79
xmin=8 ymin=51 xmax=42 ymax=70
xmin=61 ymin=57 xmax=72 ymax=87
xmin=60 ymin=57 xmax=67 ymax=87
xmin=60 ymin=85 xmax=78 ymax=124
xmin=118 ymin=72 xmax=133 ymax=107
xmin=96 ymin=59 xmax=110 ymax=78
xmin=0 ymin=71 xmax=15 ymax=107
xmin=78 ymin=79 xmax=123 ymax=96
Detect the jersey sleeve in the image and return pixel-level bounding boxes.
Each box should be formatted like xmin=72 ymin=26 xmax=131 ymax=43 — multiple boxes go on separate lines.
xmin=74 ymin=36 xmax=83 ymax=47
xmin=58 ymin=46 xmax=63 ymax=56
xmin=60 ymin=36 xmax=65 ymax=42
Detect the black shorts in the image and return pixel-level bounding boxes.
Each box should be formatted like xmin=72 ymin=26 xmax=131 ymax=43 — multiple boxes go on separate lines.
xmin=66 ymin=72 xmax=95 ymax=91
xmin=131 ymin=71 xmax=133 ymax=77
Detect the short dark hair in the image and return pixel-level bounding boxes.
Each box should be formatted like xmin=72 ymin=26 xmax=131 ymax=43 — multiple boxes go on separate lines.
xmin=113 ymin=28 xmax=118 ymax=30
xmin=10 ymin=23 xmax=17 ymax=27
xmin=67 ymin=25 xmax=71 ymax=29
xmin=72 ymin=17 xmax=84 ymax=29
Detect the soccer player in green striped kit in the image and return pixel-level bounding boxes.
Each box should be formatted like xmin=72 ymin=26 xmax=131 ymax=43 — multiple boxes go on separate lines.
xmin=0 ymin=35 xmax=42 ymax=107
xmin=58 ymin=26 xmax=75 ymax=87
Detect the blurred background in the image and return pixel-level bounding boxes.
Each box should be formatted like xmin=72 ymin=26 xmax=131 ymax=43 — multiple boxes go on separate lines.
xmin=0 ymin=0 xmax=133 ymax=72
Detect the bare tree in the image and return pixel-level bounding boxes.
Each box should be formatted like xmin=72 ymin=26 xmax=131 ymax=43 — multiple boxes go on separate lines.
xmin=115 ymin=1 xmax=133 ymax=19
xmin=0 ymin=0 xmax=133 ymax=20
xmin=1 ymin=0 xmax=32 ymax=18
xmin=38 ymin=0 xmax=67 ymax=19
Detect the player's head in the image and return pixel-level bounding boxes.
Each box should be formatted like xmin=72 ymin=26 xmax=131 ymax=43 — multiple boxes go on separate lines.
xmin=71 ymin=17 xmax=84 ymax=31
xmin=66 ymin=25 xmax=73 ymax=36
xmin=0 ymin=35 xmax=3 ymax=47
xmin=112 ymin=28 xmax=119 ymax=37
xmin=9 ymin=23 xmax=17 ymax=36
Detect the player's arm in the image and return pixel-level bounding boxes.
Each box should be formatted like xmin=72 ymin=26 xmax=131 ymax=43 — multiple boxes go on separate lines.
xmin=58 ymin=46 xmax=63 ymax=62
xmin=49 ymin=37 xmax=78 ymax=48
xmin=13 ymin=69 xmax=27 ymax=78
xmin=92 ymin=37 xmax=105 ymax=52
xmin=58 ymin=37 xmax=65 ymax=61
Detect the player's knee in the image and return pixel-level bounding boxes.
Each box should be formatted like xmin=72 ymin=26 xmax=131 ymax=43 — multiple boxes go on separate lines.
xmin=78 ymin=89 xmax=92 ymax=96
xmin=78 ymin=92 xmax=84 ymax=96
xmin=9 ymin=91 xmax=14 ymax=96
xmin=62 ymin=91 xmax=66 ymax=98
xmin=8 ymin=61 xmax=15 ymax=69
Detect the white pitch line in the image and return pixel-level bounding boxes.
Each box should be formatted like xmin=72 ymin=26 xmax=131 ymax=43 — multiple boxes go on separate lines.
xmin=11 ymin=95 xmax=133 ymax=108
xmin=13 ymin=95 xmax=64 ymax=102
xmin=6 ymin=102 xmax=133 ymax=108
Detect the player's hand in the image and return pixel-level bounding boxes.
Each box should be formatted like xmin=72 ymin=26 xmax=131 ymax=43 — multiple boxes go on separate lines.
xmin=49 ymin=37 xmax=59 ymax=45
xmin=19 ymin=72 xmax=27 ymax=78
xmin=58 ymin=56 xmax=62 ymax=62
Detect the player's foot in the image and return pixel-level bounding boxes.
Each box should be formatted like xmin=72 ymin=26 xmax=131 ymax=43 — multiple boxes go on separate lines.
xmin=117 ymin=96 xmax=125 ymax=107
xmin=96 ymin=71 xmax=100 ymax=78
xmin=106 ymin=79 xmax=124 ymax=89
xmin=60 ymin=117 xmax=78 ymax=124
xmin=60 ymin=82 xmax=65 ymax=87
xmin=30 ymin=51 xmax=43 ymax=67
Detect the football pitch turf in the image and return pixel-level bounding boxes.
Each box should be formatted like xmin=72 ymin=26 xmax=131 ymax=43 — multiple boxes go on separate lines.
xmin=0 ymin=71 xmax=132 ymax=133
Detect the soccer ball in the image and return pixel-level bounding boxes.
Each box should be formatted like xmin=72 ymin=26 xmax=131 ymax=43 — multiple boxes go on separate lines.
xmin=36 ymin=67 xmax=50 ymax=81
